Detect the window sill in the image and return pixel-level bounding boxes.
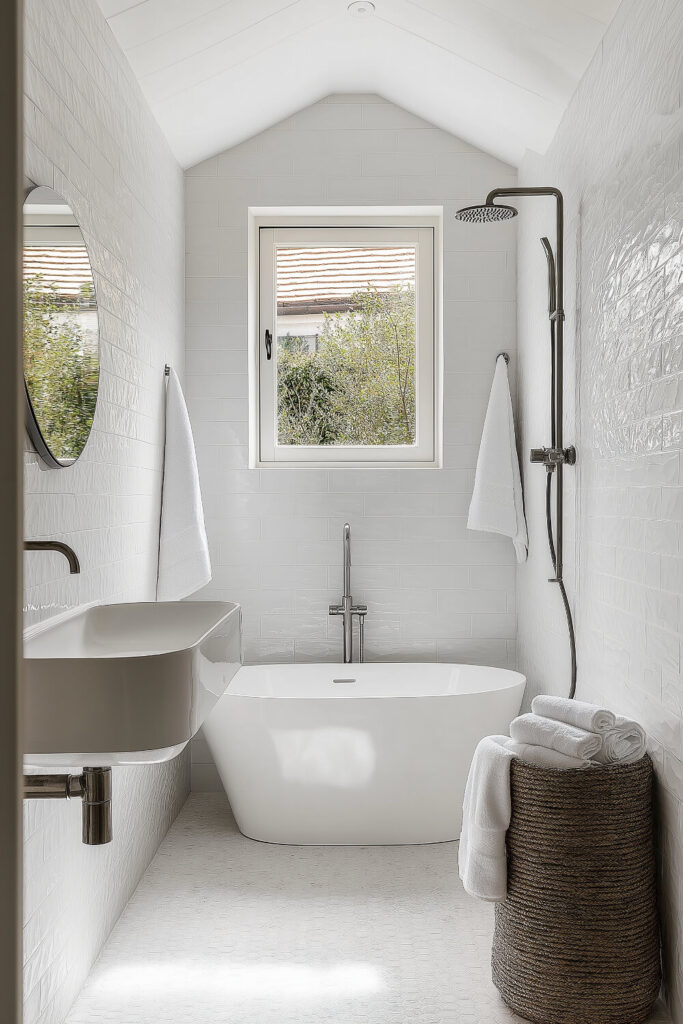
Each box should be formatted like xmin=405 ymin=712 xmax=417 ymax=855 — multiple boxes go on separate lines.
xmin=255 ymin=459 xmax=443 ymax=470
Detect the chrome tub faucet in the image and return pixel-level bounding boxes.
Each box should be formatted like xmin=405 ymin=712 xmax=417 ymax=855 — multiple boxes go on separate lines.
xmin=329 ymin=523 xmax=367 ymax=663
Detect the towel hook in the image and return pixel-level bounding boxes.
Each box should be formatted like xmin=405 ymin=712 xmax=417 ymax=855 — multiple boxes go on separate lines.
xmin=164 ymin=364 xmax=170 ymax=376
xmin=497 ymin=352 xmax=510 ymax=365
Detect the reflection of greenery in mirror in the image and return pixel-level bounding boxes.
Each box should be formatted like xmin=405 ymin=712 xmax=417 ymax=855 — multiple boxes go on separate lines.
xmin=23 ymin=186 xmax=99 ymax=467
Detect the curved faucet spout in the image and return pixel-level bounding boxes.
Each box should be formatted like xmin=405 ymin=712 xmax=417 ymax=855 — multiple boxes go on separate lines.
xmin=24 ymin=540 xmax=80 ymax=574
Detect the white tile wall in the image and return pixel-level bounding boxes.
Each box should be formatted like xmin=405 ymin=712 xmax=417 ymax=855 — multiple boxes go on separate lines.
xmin=185 ymin=94 xmax=518 ymax=789
xmin=515 ymin=0 xmax=683 ymax=1019
xmin=23 ymin=1 xmax=188 ymax=1022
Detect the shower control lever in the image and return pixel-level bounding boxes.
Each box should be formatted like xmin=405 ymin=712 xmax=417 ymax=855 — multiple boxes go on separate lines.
xmin=530 ymin=446 xmax=576 ymax=468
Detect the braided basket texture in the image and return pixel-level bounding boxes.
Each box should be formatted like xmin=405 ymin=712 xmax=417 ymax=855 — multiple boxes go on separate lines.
xmin=492 ymin=755 xmax=660 ymax=1024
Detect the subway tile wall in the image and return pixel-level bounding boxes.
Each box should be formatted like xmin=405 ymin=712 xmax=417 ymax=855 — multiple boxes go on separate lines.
xmin=516 ymin=0 xmax=683 ymax=1019
xmin=23 ymin=2 xmax=188 ymax=1022
xmin=185 ymin=94 xmax=518 ymax=789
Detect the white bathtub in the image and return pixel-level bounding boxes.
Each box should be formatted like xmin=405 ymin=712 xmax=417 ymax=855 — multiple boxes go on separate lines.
xmin=203 ymin=662 xmax=525 ymax=845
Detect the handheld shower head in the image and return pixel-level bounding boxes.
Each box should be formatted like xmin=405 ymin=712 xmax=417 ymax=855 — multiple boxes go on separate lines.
xmin=454 ymin=203 xmax=518 ymax=224
xmin=540 ymin=236 xmax=557 ymax=315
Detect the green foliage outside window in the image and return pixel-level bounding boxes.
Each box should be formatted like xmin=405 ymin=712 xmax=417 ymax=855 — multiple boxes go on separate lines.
xmin=277 ymin=285 xmax=415 ymax=447
xmin=279 ymin=334 xmax=312 ymax=355
xmin=24 ymin=274 xmax=99 ymax=462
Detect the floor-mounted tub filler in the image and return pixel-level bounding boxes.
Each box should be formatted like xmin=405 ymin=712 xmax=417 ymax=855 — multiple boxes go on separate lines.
xmin=203 ymin=663 xmax=525 ymax=845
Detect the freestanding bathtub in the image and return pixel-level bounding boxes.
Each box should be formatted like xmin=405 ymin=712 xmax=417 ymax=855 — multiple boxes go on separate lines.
xmin=203 ymin=663 xmax=525 ymax=845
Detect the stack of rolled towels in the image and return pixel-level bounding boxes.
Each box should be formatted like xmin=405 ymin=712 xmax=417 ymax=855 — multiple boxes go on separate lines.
xmin=458 ymin=695 xmax=646 ymax=902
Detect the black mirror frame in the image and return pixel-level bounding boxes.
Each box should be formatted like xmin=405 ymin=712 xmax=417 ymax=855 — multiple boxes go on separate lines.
xmin=23 ymin=184 xmax=100 ymax=469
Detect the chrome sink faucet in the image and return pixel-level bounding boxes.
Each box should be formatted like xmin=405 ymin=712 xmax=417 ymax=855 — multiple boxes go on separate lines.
xmin=329 ymin=523 xmax=367 ymax=663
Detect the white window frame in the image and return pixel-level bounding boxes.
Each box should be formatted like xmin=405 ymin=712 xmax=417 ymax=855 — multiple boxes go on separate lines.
xmin=249 ymin=209 xmax=442 ymax=468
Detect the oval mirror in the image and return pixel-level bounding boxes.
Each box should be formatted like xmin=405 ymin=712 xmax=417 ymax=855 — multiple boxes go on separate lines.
xmin=23 ymin=185 xmax=99 ymax=468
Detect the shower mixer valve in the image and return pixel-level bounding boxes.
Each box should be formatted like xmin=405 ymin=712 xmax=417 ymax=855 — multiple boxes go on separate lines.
xmin=529 ymin=446 xmax=577 ymax=468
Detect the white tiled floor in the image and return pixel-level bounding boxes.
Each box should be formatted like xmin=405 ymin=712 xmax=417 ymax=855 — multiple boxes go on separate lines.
xmin=66 ymin=793 xmax=670 ymax=1024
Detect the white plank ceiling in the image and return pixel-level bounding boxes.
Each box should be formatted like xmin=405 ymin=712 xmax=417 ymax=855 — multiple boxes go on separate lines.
xmin=96 ymin=0 xmax=623 ymax=168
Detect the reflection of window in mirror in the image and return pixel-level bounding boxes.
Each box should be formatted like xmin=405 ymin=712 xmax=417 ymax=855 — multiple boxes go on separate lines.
xmin=23 ymin=186 xmax=99 ymax=468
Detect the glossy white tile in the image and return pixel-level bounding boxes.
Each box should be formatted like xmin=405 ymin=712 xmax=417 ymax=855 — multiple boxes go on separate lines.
xmin=516 ymin=2 xmax=683 ymax=1020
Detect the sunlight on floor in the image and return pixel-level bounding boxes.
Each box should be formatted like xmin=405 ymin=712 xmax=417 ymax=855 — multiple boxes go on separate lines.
xmin=93 ymin=960 xmax=386 ymax=1002
xmin=65 ymin=793 xmax=670 ymax=1024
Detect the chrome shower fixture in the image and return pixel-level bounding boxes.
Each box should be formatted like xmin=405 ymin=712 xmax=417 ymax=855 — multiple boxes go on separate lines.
xmin=456 ymin=187 xmax=577 ymax=699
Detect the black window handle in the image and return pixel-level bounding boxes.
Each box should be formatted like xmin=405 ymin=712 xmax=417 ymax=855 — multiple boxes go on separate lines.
xmin=265 ymin=329 xmax=272 ymax=360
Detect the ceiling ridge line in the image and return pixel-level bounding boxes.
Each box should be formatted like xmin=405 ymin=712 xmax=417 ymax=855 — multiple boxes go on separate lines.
xmin=146 ymin=6 xmax=335 ymax=105
xmin=399 ymin=0 xmax=590 ymax=60
xmin=371 ymin=11 xmax=569 ymax=108
xmin=114 ymin=0 xmax=242 ymax=47
xmin=107 ymin=0 xmax=149 ymax=20
xmin=126 ymin=0 xmax=302 ymax=66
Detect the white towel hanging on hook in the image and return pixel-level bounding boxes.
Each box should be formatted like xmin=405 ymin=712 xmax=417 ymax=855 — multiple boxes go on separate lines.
xmin=157 ymin=365 xmax=212 ymax=601
xmin=467 ymin=353 xmax=528 ymax=562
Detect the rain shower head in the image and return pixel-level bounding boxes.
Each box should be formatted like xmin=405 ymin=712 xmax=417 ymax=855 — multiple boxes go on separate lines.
xmin=454 ymin=203 xmax=518 ymax=223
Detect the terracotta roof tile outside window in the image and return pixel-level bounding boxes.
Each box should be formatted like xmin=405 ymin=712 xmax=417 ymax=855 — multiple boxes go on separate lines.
xmin=276 ymin=246 xmax=415 ymax=315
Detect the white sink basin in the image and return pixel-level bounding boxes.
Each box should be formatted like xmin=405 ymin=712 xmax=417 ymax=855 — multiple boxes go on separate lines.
xmin=24 ymin=601 xmax=242 ymax=767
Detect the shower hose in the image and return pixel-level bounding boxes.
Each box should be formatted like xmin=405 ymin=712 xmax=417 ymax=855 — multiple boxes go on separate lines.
xmin=546 ymin=315 xmax=577 ymax=700
xmin=545 ymin=471 xmax=577 ymax=698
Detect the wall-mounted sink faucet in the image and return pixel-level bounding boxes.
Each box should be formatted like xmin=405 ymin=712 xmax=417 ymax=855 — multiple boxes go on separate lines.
xmin=329 ymin=523 xmax=367 ymax=663
xmin=24 ymin=540 xmax=80 ymax=574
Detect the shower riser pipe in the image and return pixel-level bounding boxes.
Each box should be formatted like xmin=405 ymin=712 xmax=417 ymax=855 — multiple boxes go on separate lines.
xmin=456 ymin=187 xmax=577 ymax=698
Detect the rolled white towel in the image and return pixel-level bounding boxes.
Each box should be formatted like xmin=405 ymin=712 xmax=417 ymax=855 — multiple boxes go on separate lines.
xmin=593 ymin=716 xmax=646 ymax=765
xmin=505 ymin=738 xmax=587 ymax=770
xmin=459 ymin=736 xmax=516 ymax=902
xmin=509 ymin=713 xmax=603 ymax=761
xmin=531 ymin=694 xmax=616 ymax=734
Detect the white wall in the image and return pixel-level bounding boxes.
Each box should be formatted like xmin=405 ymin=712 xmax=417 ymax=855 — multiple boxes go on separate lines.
xmin=23 ymin=1 xmax=188 ymax=1021
xmin=516 ymin=0 xmax=683 ymax=1019
xmin=185 ymin=94 xmax=518 ymax=789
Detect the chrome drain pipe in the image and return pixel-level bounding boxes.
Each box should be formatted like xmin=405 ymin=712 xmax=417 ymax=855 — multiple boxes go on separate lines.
xmin=24 ymin=766 xmax=113 ymax=845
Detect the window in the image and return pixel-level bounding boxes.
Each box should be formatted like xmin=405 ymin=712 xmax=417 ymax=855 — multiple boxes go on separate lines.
xmin=253 ymin=214 xmax=439 ymax=466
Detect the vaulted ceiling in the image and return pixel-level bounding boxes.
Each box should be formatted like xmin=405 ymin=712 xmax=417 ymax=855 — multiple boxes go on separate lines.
xmin=97 ymin=0 xmax=622 ymax=169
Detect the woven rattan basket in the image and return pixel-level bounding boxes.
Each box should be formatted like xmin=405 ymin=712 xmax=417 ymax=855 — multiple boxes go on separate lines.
xmin=491 ymin=755 xmax=660 ymax=1024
